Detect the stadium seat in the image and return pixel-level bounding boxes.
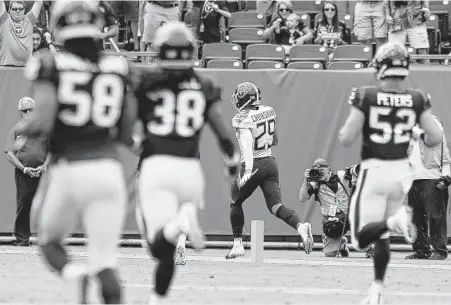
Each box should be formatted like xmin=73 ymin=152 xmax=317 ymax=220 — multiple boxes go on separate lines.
xmin=332 ymin=45 xmax=372 ymax=63
xmin=202 ymin=43 xmax=242 ymax=61
xmin=287 ymin=61 xmax=323 ymax=70
xmin=328 ymin=61 xmax=364 ymax=70
xmin=427 ymin=14 xmax=442 ymax=52
xmin=299 ymin=13 xmax=311 ymax=29
xmin=229 ymin=28 xmax=266 ymax=45
xmin=229 ymin=12 xmax=266 ymax=29
xmin=193 ymin=60 xmax=203 ymax=68
xmin=247 ymin=60 xmax=284 ymax=69
xmin=293 ymin=1 xmax=322 ymax=13
xmin=245 ymin=44 xmax=285 ymax=63
xmin=206 ymin=59 xmax=243 ymax=69
xmin=288 ymin=45 xmax=328 ymax=63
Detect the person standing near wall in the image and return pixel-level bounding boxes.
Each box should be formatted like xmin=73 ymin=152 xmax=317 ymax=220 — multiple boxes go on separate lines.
xmin=4 ymin=97 xmax=50 ymax=246
xmin=406 ymin=115 xmax=450 ymax=260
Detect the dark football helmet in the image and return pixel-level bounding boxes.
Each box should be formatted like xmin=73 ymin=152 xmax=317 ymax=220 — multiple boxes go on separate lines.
xmin=153 ymin=21 xmax=195 ymax=69
xmin=373 ymin=42 xmax=410 ymax=80
xmin=231 ymin=82 xmax=262 ymax=112
xmin=51 ymin=0 xmax=105 ymax=43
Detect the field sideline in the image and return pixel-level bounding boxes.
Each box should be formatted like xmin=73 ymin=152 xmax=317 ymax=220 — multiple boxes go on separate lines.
xmin=0 ymin=246 xmax=450 ymax=304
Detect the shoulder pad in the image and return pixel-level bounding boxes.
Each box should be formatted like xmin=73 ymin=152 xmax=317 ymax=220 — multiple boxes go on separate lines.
xmin=24 ymin=50 xmax=55 ymax=81
xmin=232 ymin=112 xmax=255 ymax=129
xmin=348 ymin=87 xmax=365 ymax=111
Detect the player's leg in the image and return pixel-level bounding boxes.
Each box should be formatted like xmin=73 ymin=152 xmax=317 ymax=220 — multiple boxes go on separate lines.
xmin=259 ymin=157 xmax=314 ymax=254
xmin=79 ymin=160 xmax=127 ymax=304
xmin=36 ymin=163 xmax=88 ymax=303
xmin=226 ymin=166 xmax=260 ymax=259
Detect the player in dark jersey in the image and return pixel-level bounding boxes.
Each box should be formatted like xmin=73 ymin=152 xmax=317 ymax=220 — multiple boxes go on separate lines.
xmin=338 ymin=42 xmax=443 ymax=304
xmin=15 ymin=1 xmax=137 ymax=304
xmin=133 ymin=21 xmax=239 ymax=304
xmin=225 ymin=82 xmax=314 ymax=259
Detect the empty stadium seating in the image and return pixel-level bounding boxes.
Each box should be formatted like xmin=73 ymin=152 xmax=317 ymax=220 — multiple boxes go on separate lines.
xmin=287 ymin=61 xmax=323 ymax=70
xmin=332 ymin=45 xmax=372 ymax=64
xmin=328 ymin=61 xmax=364 ymax=70
xmin=288 ymin=45 xmax=328 ymax=64
xmin=248 ymin=60 xmax=284 ymax=69
xmin=229 ymin=12 xmax=266 ymax=29
xmin=206 ymin=59 xmax=243 ymax=69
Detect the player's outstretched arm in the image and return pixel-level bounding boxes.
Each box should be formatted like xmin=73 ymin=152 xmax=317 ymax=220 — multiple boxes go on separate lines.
xmin=417 ymin=109 xmax=443 ymax=146
xmin=338 ymin=106 xmax=365 ymax=147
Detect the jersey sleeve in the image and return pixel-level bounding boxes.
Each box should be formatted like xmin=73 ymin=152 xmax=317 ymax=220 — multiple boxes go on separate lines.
xmin=201 ymin=76 xmax=222 ymax=108
xmin=24 ymin=51 xmax=58 ymax=85
xmin=232 ymin=113 xmax=256 ymax=130
xmin=348 ymin=87 xmax=365 ymax=112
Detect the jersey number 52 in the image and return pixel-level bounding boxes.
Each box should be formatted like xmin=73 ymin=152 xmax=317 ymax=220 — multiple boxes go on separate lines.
xmin=148 ymin=89 xmax=206 ymax=137
xmin=58 ymin=72 xmax=124 ymax=128
xmin=369 ymin=106 xmax=416 ymax=144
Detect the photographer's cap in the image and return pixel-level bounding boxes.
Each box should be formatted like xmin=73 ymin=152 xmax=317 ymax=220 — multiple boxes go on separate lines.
xmin=18 ymin=97 xmax=35 ymax=111
xmin=313 ymin=158 xmax=328 ymax=168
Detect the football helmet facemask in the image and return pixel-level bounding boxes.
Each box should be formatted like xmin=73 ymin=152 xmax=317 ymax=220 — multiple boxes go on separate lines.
xmin=373 ymin=42 xmax=410 ymax=80
xmin=231 ymin=82 xmax=262 ymax=112
xmin=153 ymin=21 xmax=195 ymax=69
xmin=51 ymin=0 xmax=104 ymax=43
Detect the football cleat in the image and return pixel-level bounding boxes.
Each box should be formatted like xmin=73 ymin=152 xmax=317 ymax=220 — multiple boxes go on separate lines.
xmin=297 ymin=222 xmax=314 ymax=254
xmin=175 ymin=245 xmax=186 ymax=265
xmin=51 ymin=0 xmax=104 ymax=43
xmin=373 ymin=42 xmax=410 ymax=80
xmin=153 ymin=21 xmax=195 ymax=69
xmin=178 ymin=203 xmax=205 ymax=250
xmin=231 ymin=82 xmax=262 ymax=112
xmin=225 ymin=244 xmax=245 ymax=259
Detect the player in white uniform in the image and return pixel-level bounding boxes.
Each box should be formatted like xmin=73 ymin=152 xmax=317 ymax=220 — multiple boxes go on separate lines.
xmin=339 ymin=42 xmax=443 ymax=304
xmin=226 ymin=82 xmax=314 ymax=259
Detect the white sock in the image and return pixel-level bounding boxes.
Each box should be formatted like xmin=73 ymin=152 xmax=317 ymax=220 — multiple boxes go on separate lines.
xmin=163 ymin=222 xmax=180 ymax=245
xmin=370 ymin=281 xmax=383 ymax=294
xmin=61 ymin=262 xmax=86 ymax=281
xmin=233 ymin=237 xmax=242 ymax=247
xmin=386 ymin=216 xmax=396 ymax=232
xmin=177 ymin=233 xmax=187 ymax=248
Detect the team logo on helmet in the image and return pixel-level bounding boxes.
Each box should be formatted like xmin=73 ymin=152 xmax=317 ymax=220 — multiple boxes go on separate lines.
xmin=373 ymin=42 xmax=410 ymax=80
xmin=231 ymin=82 xmax=261 ymax=112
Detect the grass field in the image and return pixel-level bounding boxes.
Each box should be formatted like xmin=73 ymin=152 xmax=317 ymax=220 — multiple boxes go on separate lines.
xmin=0 ymin=245 xmax=450 ymax=304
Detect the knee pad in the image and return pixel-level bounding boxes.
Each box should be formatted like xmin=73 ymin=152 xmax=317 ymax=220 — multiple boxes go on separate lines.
xmin=150 ymin=229 xmax=176 ymax=260
xmin=97 ymin=268 xmax=122 ymax=304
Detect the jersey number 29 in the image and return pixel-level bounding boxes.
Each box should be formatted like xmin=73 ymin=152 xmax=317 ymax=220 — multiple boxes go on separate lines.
xmin=254 ymin=119 xmax=276 ymax=150
xmin=369 ymin=106 xmax=416 ymax=144
xmin=58 ymin=72 xmax=124 ymax=128
xmin=148 ymin=89 xmax=206 ymax=137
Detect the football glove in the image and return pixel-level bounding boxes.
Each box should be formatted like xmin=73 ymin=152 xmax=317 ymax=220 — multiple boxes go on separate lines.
xmin=239 ymin=170 xmax=252 ymax=188
xmin=411 ymin=125 xmax=425 ymax=141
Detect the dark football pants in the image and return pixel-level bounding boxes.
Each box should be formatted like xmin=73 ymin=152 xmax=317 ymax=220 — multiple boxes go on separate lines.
xmin=14 ymin=168 xmax=40 ymax=243
xmin=408 ymin=179 xmax=449 ymax=257
xmin=231 ymin=157 xmax=282 ymax=211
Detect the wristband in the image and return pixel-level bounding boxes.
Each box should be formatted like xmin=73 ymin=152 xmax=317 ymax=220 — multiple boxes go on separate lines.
xmin=22 ymin=167 xmax=26 ymax=174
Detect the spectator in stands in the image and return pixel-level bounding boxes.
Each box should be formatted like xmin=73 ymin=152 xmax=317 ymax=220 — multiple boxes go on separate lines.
xmin=0 ymin=0 xmax=43 ymax=67
xmin=386 ymin=0 xmax=431 ymax=64
xmin=262 ymin=0 xmax=312 ymax=45
xmin=353 ymin=0 xmax=388 ymax=53
xmin=197 ymin=0 xmax=231 ymax=44
xmin=108 ymin=1 xmax=139 ymax=52
xmin=226 ymin=0 xmax=247 ymax=13
xmin=257 ymin=0 xmax=277 ymax=25
xmin=142 ymin=1 xmax=180 ymax=52
xmin=98 ymin=1 xmax=119 ymax=51
xmin=32 ymin=27 xmax=55 ymax=54
xmin=314 ymin=1 xmax=350 ymax=61
xmin=5 ymin=97 xmax=50 ymax=247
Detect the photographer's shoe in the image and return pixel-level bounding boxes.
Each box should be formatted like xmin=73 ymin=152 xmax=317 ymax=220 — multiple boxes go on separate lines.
xmin=297 ymin=222 xmax=314 ymax=254
xmin=387 ymin=205 xmax=417 ymax=244
xmin=339 ymin=237 xmax=349 ymax=257
xmin=405 ymin=252 xmax=431 ymax=260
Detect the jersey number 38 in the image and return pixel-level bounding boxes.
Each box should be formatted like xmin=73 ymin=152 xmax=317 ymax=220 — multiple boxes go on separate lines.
xmin=58 ymin=71 xmax=124 ymax=128
xmin=147 ymin=89 xmax=206 ymax=137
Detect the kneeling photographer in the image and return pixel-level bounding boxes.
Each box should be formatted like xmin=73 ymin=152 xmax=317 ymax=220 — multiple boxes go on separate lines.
xmin=299 ymin=159 xmax=359 ymax=257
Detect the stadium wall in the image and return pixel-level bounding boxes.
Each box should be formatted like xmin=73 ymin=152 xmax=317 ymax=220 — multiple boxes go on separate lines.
xmin=1 ymin=66 xmax=451 ymax=237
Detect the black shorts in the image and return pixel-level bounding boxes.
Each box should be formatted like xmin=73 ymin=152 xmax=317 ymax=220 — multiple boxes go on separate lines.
xmin=231 ymin=156 xmax=282 ymax=211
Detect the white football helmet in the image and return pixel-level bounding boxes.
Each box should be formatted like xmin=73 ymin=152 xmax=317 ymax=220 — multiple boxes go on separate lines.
xmin=51 ymin=0 xmax=104 ymax=43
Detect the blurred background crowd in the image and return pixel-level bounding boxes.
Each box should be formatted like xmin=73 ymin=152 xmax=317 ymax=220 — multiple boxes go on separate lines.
xmin=1 ymin=0 xmax=451 ymax=68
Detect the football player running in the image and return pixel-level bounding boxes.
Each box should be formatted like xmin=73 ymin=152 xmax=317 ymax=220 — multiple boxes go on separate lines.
xmin=133 ymin=21 xmax=239 ymax=304
xmin=339 ymin=42 xmax=443 ymax=305
xmin=226 ymin=82 xmax=314 ymax=259
xmin=16 ymin=1 xmax=137 ymax=304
